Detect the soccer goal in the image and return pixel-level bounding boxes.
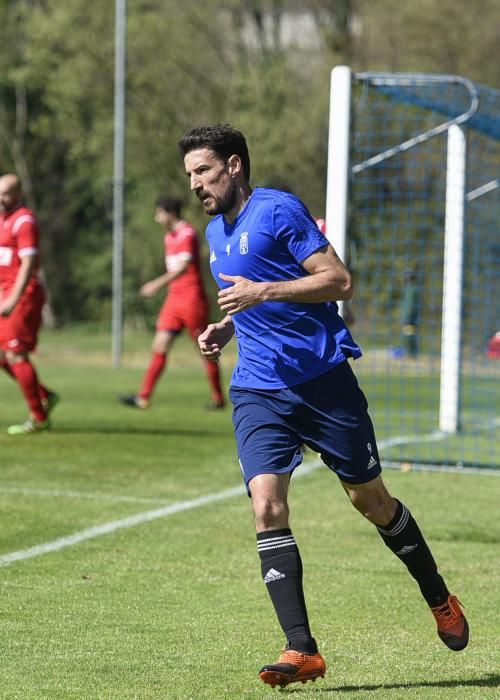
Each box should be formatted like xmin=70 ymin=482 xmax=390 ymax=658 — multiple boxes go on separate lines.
xmin=326 ymin=66 xmax=499 ymax=470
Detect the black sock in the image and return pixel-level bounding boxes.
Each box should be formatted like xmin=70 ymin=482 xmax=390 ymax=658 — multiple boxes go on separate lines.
xmin=376 ymin=501 xmax=449 ymax=607
xmin=257 ymin=528 xmax=317 ymax=655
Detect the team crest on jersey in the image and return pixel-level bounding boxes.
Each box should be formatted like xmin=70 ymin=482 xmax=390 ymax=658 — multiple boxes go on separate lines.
xmin=239 ymin=232 xmax=249 ymax=255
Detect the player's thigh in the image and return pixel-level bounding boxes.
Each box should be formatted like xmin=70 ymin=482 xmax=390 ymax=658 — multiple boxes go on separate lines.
xmin=151 ymin=329 xmax=176 ymax=354
xmin=230 ymin=386 xmax=303 ymax=494
xmin=156 ymin=297 xmax=183 ymax=335
xmin=5 ymin=349 xmax=29 ymax=364
xmin=0 ymin=317 xmax=9 ymax=352
xmin=184 ymin=297 xmax=210 ymax=343
xmin=296 ymin=361 xmax=382 ymax=485
xmin=249 ymin=472 xmax=290 ymax=502
xmin=0 ymin=292 xmax=43 ymax=353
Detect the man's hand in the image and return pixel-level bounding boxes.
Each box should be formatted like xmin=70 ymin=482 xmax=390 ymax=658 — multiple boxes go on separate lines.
xmin=0 ymin=295 xmax=17 ymax=317
xmin=198 ymin=318 xmax=235 ymax=361
xmin=139 ymin=279 xmax=165 ymax=298
xmin=217 ymin=273 xmax=266 ymax=315
xmin=0 ymin=255 xmax=37 ymax=316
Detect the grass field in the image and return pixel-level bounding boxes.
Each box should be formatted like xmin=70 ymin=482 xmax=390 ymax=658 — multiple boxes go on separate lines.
xmin=0 ymin=326 xmax=499 ymax=699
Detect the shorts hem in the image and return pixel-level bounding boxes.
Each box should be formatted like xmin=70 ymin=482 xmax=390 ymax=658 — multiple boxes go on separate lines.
xmin=333 ymin=466 xmax=382 ymax=485
xmin=245 ymin=464 xmax=298 ymax=495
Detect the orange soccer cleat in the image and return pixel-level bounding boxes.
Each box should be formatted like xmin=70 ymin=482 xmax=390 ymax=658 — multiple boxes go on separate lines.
xmin=259 ymin=647 xmax=326 ymax=688
xmin=431 ymin=594 xmax=469 ymax=651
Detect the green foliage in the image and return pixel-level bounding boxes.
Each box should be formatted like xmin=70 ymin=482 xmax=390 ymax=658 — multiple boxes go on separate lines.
xmin=0 ymin=0 xmax=498 ymax=323
xmin=357 ymin=0 xmax=500 ymax=87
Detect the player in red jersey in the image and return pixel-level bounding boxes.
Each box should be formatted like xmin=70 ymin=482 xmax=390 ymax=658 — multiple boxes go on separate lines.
xmin=315 ymin=217 xmax=326 ymax=235
xmin=119 ymin=195 xmax=224 ymax=410
xmin=0 ymin=174 xmax=59 ymax=434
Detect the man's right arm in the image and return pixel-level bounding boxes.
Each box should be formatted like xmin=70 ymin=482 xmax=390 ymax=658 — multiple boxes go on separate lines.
xmin=139 ymin=259 xmax=190 ymax=298
xmin=0 ymin=254 xmax=37 ymax=317
xmin=216 ymin=244 xmax=352 ymax=316
xmin=198 ymin=315 xmax=235 ymax=361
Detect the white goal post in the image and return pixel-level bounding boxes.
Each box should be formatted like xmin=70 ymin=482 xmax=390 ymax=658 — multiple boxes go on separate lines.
xmin=325 ymin=66 xmax=481 ymax=436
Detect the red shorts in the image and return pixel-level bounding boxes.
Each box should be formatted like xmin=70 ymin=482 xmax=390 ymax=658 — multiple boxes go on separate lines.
xmin=156 ymin=294 xmax=210 ymax=339
xmin=0 ymin=284 xmax=45 ymax=353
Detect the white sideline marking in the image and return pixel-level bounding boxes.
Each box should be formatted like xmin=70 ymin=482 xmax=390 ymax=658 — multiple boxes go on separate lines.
xmin=0 ymin=434 xmax=445 ymax=505
xmin=0 ymin=431 xmax=496 ymax=568
xmin=0 ymin=461 xmax=323 ymax=568
xmin=0 ymin=485 xmax=244 ymax=568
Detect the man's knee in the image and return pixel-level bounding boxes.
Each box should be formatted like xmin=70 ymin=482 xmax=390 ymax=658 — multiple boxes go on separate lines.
xmin=5 ymin=350 xmax=27 ymax=365
xmin=249 ymin=475 xmax=290 ymax=531
xmin=342 ymin=476 xmax=397 ymax=525
xmin=252 ymin=497 xmax=289 ymax=531
xmin=152 ymin=330 xmax=174 ymax=354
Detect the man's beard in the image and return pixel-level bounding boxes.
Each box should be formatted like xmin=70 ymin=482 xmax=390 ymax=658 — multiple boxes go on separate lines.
xmin=202 ymin=179 xmax=237 ymax=216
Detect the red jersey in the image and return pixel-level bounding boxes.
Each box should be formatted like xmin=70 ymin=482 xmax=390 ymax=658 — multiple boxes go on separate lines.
xmin=164 ymin=221 xmax=206 ymax=298
xmin=0 ymin=204 xmax=41 ymax=294
xmin=315 ymin=217 xmax=327 ymax=235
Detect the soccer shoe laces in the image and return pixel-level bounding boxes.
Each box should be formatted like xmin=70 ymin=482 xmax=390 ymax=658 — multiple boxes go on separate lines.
xmin=431 ymin=593 xmax=469 ymax=651
xmin=432 ymin=595 xmax=465 ymax=632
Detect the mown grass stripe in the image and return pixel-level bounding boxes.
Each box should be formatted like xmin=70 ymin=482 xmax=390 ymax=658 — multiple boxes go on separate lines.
xmin=4 ymin=430 xmax=492 ymax=569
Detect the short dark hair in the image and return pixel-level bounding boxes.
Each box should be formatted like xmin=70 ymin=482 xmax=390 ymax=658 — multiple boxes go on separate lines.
xmin=178 ymin=124 xmax=251 ymax=181
xmin=155 ymin=195 xmax=182 ymax=217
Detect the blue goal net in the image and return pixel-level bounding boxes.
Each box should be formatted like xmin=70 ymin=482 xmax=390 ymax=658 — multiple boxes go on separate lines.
xmin=332 ymin=71 xmax=499 ymax=470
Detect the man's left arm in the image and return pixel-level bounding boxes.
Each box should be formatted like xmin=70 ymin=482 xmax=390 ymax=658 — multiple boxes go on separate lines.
xmin=0 ymin=254 xmax=38 ymax=316
xmin=217 ymin=244 xmax=353 ymax=316
xmin=139 ymin=259 xmax=189 ymax=297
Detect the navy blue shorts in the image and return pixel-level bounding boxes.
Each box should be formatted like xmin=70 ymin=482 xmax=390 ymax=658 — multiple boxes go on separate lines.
xmin=230 ymin=361 xmax=381 ymax=492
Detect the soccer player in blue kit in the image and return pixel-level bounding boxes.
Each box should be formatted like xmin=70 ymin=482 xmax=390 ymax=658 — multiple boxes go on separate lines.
xmin=178 ymin=124 xmax=469 ymax=688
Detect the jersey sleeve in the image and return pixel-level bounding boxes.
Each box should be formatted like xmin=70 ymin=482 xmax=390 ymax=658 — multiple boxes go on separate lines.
xmin=13 ymin=215 xmax=39 ymax=257
xmin=175 ymin=225 xmax=197 ymax=260
xmin=273 ymin=195 xmax=329 ymax=264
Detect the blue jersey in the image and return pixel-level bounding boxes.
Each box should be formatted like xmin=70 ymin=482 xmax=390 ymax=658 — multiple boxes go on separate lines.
xmin=206 ymin=187 xmax=361 ymax=389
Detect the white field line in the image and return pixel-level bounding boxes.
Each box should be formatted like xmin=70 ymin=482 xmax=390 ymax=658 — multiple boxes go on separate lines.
xmin=0 ymin=431 xmax=497 ymax=569
xmin=0 ymin=432 xmax=446 ymax=505
xmin=0 ymin=485 xmax=245 ymax=568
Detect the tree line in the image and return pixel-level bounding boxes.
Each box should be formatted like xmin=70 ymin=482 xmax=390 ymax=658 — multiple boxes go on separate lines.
xmin=0 ymin=0 xmax=498 ymax=326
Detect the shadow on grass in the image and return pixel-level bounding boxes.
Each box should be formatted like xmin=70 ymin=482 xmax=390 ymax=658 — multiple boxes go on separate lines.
xmin=284 ymin=673 xmax=500 ymax=694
